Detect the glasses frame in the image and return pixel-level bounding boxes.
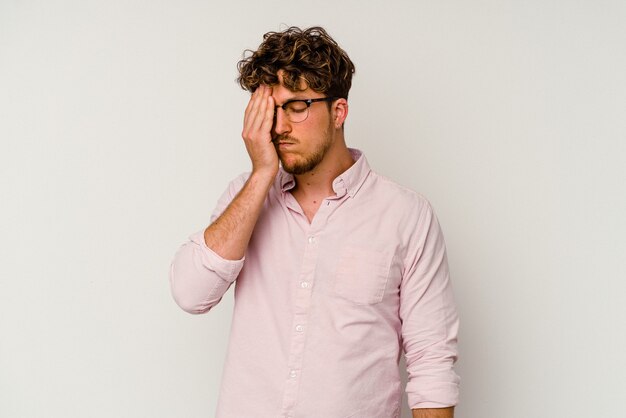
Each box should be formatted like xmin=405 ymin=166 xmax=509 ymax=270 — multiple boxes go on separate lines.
xmin=274 ymin=97 xmax=339 ymax=123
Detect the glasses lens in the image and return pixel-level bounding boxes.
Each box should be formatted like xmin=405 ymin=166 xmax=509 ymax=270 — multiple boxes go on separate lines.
xmin=285 ymin=101 xmax=309 ymax=123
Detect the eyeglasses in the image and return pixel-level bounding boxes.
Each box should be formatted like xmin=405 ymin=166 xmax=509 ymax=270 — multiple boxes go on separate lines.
xmin=274 ymin=97 xmax=338 ymax=123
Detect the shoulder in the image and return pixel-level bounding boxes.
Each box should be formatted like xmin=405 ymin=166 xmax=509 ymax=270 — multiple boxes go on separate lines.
xmin=365 ymin=170 xmax=435 ymax=215
xmin=225 ymin=172 xmax=252 ymax=196
xmin=231 ymin=171 xmax=252 ymax=185
xmin=224 ymin=171 xmax=286 ymax=200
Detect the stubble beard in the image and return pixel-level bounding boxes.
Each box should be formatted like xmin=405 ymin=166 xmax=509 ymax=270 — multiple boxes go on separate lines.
xmin=275 ymin=123 xmax=333 ymax=175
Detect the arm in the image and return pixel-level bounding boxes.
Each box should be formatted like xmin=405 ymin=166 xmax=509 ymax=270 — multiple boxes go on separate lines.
xmin=169 ymin=85 xmax=277 ymax=313
xmin=204 ymin=170 xmax=274 ymax=260
xmin=204 ymin=84 xmax=277 ymax=260
xmin=401 ymin=200 xmax=460 ymax=409
xmin=412 ymin=407 xmax=454 ymax=418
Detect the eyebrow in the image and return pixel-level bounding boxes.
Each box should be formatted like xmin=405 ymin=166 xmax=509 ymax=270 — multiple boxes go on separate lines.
xmin=275 ymin=97 xmax=308 ymax=107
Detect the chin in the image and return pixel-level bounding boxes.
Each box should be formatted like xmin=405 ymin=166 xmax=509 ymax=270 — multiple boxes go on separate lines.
xmin=282 ymin=161 xmax=318 ymax=175
xmin=281 ymin=163 xmax=302 ymax=175
xmin=280 ymin=146 xmax=327 ymax=175
xmin=281 ymin=160 xmax=303 ymax=175
xmin=280 ymin=156 xmax=299 ymax=171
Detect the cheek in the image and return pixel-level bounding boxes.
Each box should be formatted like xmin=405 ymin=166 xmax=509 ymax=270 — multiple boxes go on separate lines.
xmin=303 ymin=113 xmax=330 ymax=135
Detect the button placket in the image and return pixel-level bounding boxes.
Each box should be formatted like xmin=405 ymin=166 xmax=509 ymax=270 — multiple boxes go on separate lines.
xmin=280 ymin=230 xmax=319 ymax=415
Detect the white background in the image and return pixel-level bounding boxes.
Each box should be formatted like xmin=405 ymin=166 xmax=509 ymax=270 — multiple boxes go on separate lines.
xmin=1 ymin=1 xmax=625 ymax=417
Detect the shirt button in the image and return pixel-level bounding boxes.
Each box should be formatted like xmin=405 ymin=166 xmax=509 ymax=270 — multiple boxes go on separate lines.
xmin=308 ymin=236 xmax=315 ymax=244
xmin=295 ymin=324 xmax=304 ymax=332
xmin=300 ymin=281 xmax=309 ymax=288
xmin=289 ymin=370 xmax=297 ymax=378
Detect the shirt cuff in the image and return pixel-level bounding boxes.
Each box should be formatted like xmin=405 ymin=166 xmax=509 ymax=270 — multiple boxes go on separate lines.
xmin=406 ymin=378 xmax=460 ymax=409
xmin=188 ymin=229 xmax=244 ymax=282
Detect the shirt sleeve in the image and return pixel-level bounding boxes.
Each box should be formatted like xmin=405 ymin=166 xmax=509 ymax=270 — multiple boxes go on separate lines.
xmin=169 ymin=173 xmax=250 ymax=314
xmin=400 ymin=200 xmax=460 ymax=408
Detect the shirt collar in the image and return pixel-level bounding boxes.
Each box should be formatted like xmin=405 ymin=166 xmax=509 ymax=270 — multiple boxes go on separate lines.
xmin=279 ymin=148 xmax=371 ymax=199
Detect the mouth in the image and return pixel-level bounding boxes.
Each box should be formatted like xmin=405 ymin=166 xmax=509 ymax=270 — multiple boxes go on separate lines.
xmin=274 ymin=137 xmax=297 ymax=149
xmin=277 ymin=142 xmax=296 ymax=150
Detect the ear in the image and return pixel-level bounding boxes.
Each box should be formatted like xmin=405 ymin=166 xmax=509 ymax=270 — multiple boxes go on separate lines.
xmin=332 ymin=98 xmax=349 ymax=128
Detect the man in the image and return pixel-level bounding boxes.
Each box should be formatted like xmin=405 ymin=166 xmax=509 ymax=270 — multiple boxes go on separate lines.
xmin=170 ymin=26 xmax=460 ymax=418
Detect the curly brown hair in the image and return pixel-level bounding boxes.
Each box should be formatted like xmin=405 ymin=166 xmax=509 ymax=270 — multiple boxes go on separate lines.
xmin=237 ymin=26 xmax=355 ymax=99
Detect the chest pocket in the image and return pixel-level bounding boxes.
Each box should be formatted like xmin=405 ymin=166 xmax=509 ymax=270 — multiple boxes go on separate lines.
xmin=333 ymin=246 xmax=392 ymax=305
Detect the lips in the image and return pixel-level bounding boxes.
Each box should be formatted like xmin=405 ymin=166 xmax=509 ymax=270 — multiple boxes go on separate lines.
xmin=274 ymin=135 xmax=297 ymax=144
xmin=274 ymin=136 xmax=297 ymax=147
xmin=273 ymin=135 xmax=298 ymax=153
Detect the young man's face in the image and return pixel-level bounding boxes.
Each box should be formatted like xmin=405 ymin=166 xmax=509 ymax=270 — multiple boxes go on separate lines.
xmin=270 ymin=73 xmax=335 ymax=175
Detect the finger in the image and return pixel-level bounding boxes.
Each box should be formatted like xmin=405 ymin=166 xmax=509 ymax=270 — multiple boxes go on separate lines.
xmin=244 ymin=86 xmax=263 ymax=131
xmin=260 ymin=95 xmax=275 ymax=138
xmin=243 ymin=85 xmax=263 ymax=130
xmin=250 ymin=86 xmax=269 ymax=133
xmin=243 ymin=93 xmax=254 ymax=127
xmin=249 ymin=85 xmax=270 ymax=131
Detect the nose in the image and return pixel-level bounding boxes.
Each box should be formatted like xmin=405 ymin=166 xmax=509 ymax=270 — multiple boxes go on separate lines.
xmin=272 ymin=106 xmax=292 ymax=137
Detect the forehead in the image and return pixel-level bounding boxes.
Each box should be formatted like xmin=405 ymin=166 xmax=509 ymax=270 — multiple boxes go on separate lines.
xmin=271 ymin=84 xmax=315 ymax=103
xmin=271 ymin=70 xmax=323 ymax=103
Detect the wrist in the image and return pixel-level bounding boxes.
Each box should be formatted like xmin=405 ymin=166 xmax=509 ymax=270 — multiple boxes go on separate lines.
xmin=250 ymin=165 xmax=278 ymax=184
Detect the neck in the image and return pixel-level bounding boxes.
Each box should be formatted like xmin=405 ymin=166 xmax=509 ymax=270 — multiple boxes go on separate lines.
xmin=292 ymin=138 xmax=354 ymax=198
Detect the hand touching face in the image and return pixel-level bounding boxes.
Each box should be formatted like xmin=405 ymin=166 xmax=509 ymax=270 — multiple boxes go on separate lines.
xmin=241 ymin=85 xmax=278 ymax=177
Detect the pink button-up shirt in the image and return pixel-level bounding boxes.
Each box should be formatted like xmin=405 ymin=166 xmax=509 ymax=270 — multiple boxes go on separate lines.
xmin=170 ymin=149 xmax=460 ymax=418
